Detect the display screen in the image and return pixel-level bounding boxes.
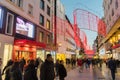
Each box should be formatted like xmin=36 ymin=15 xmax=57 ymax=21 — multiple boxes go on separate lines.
xmin=16 ymin=17 xmax=34 ymax=38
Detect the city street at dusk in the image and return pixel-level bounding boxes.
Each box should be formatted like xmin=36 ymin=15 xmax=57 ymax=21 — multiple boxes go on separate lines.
xmin=0 ymin=0 xmax=120 ymax=80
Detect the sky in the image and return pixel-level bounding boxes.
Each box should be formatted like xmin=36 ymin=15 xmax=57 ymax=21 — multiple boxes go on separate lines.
xmin=61 ymin=0 xmax=104 ymax=48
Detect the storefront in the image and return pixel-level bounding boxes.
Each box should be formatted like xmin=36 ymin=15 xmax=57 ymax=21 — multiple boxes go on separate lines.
xmin=0 ymin=34 xmax=14 ymax=69
xmin=56 ymin=53 xmax=66 ymax=62
xmin=36 ymin=50 xmax=45 ymax=61
xmin=13 ymin=39 xmax=46 ymax=61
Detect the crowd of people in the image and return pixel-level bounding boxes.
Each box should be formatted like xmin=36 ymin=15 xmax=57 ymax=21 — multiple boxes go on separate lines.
xmin=0 ymin=54 xmax=67 ymax=80
xmin=0 ymin=55 xmax=120 ymax=80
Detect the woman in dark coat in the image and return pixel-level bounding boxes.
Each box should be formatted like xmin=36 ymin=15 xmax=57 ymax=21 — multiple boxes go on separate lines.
xmin=2 ymin=60 xmax=13 ymax=80
xmin=9 ymin=62 xmax=22 ymax=80
xmin=58 ymin=60 xmax=67 ymax=80
xmin=24 ymin=60 xmax=38 ymax=80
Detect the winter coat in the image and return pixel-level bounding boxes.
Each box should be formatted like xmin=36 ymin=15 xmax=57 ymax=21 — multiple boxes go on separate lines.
xmin=9 ymin=67 xmax=22 ymax=80
xmin=40 ymin=59 xmax=55 ymax=80
xmin=58 ymin=64 xmax=67 ymax=78
xmin=24 ymin=64 xmax=38 ymax=80
xmin=77 ymin=59 xmax=83 ymax=66
xmin=108 ymin=60 xmax=116 ymax=70
xmin=4 ymin=66 xmax=11 ymax=80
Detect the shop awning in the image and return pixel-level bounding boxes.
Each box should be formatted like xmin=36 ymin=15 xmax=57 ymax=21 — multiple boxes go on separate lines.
xmin=14 ymin=39 xmax=46 ymax=48
xmin=112 ymin=44 xmax=120 ymax=49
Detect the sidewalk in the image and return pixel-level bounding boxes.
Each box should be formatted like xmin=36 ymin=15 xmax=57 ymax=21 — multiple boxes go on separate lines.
xmin=93 ymin=63 xmax=120 ymax=80
xmin=65 ymin=65 xmax=94 ymax=80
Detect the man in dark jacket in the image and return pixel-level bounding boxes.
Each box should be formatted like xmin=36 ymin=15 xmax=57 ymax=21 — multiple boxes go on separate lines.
xmin=40 ymin=54 xmax=55 ymax=80
xmin=24 ymin=60 xmax=38 ymax=80
xmin=108 ymin=58 xmax=116 ymax=80
xmin=58 ymin=60 xmax=67 ymax=80
xmin=0 ymin=58 xmax=2 ymax=80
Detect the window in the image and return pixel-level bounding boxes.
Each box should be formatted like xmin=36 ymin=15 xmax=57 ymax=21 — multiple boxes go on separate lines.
xmin=46 ymin=19 xmax=50 ymax=30
xmin=40 ymin=0 xmax=44 ymax=10
xmin=48 ymin=0 xmax=50 ymax=3
xmin=39 ymin=14 xmax=44 ymax=26
xmin=17 ymin=0 xmax=23 ymax=8
xmin=112 ymin=9 xmax=114 ymax=16
xmin=110 ymin=0 xmax=112 ymax=4
xmin=10 ymin=0 xmax=15 ymax=3
xmin=47 ymin=6 xmax=50 ymax=16
xmin=39 ymin=32 xmax=44 ymax=42
xmin=115 ymin=0 xmax=118 ymax=9
xmin=47 ymin=35 xmax=51 ymax=44
xmin=28 ymin=4 xmax=33 ymax=15
xmin=6 ymin=12 xmax=14 ymax=35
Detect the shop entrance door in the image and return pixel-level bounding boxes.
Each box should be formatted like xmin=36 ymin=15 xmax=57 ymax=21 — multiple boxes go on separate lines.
xmin=15 ymin=51 xmax=34 ymax=61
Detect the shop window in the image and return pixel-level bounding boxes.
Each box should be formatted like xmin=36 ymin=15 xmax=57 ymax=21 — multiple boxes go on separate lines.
xmin=28 ymin=4 xmax=33 ymax=15
xmin=46 ymin=19 xmax=50 ymax=30
xmin=39 ymin=14 xmax=44 ymax=26
xmin=5 ymin=12 xmax=14 ymax=35
xmin=3 ymin=44 xmax=13 ymax=69
xmin=39 ymin=32 xmax=44 ymax=42
xmin=40 ymin=0 xmax=44 ymax=10
xmin=17 ymin=0 xmax=23 ymax=8
xmin=37 ymin=50 xmax=45 ymax=61
xmin=47 ymin=5 xmax=50 ymax=16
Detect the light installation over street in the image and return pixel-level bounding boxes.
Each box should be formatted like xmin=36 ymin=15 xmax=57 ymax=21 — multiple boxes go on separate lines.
xmin=53 ymin=8 xmax=106 ymax=56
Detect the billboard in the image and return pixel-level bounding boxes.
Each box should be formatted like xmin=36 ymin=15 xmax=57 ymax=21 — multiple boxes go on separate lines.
xmin=16 ymin=17 xmax=35 ymax=38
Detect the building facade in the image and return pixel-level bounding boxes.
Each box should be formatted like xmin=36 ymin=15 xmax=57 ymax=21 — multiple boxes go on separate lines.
xmin=54 ymin=0 xmax=76 ymax=61
xmin=0 ymin=0 xmax=54 ymax=67
xmin=103 ymin=0 xmax=120 ymax=59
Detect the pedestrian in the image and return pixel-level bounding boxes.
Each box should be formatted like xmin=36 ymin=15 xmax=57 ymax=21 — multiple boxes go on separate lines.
xmin=9 ymin=61 xmax=22 ymax=80
xmin=0 ymin=58 xmax=2 ymax=80
xmin=19 ymin=57 xmax=26 ymax=73
xmin=2 ymin=59 xmax=14 ymax=80
xmin=58 ymin=60 xmax=67 ymax=80
xmin=40 ymin=54 xmax=55 ymax=80
xmin=2 ymin=59 xmax=13 ymax=75
xmin=24 ymin=60 xmax=38 ymax=80
xmin=55 ymin=59 xmax=60 ymax=77
xmin=108 ymin=58 xmax=117 ymax=80
xmin=77 ymin=58 xmax=83 ymax=72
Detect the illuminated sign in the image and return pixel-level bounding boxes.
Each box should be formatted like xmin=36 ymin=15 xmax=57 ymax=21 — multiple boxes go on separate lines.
xmin=16 ymin=17 xmax=35 ymax=38
xmin=99 ymin=48 xmax=105 ymax=55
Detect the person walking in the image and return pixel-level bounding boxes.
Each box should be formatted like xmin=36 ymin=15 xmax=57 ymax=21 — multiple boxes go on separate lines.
xmin=24 ymin=60 xmax=38 ymax=80
xmin=58 ymin=60 xmax=67 ymax=80
xmin=9 ymin=61 xmax=22 ymax=80
xmin=55 ymin=59 xmax=60 ymax=77
xmin=40 ymin=54 xmax=55 ymax=80
xmin=77 ymin=58 xmax=83 ymax=72
xmin=2 ymin=59 xmax=13 ymax=80
xmin=19 ymin=57 xmax=26 ymax=73
xmin=0 ymin=58 xmax=2 ymax=80
xmin=108 ymin=58 xmax=117 ymax=80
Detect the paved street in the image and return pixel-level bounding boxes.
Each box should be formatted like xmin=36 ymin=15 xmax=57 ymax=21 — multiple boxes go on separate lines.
xmin=65 ymin=65 xmax=94 ymax=80
xmin=100 ymin=63 xmax=120 ymax=80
